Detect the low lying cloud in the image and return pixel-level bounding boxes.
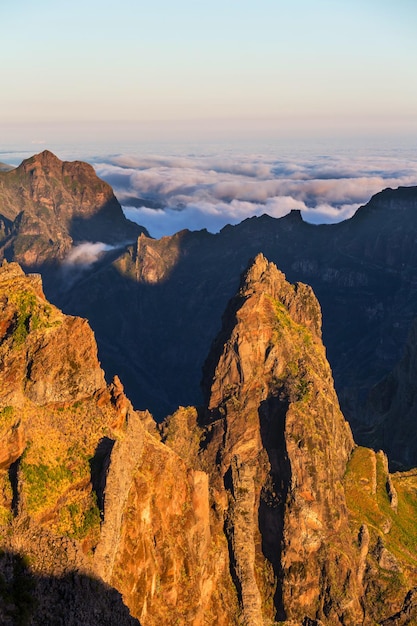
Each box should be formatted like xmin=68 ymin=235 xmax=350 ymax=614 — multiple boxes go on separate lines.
xmin=61 ymin=242 xmax=117 ymax=288
xmin=93 ymin=151 xmax=417 ymax=238
xmin=63 ymin=242 xmax=116 ymax=267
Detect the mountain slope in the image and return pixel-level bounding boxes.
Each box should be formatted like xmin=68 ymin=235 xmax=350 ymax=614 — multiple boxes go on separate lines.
xmin=0 ymin=150 xmax=145 ymax=267
xmin=0 ymin=260 xmax=236 ymax=625
xmin=51 ymin=185 xmax=417 ymax=441
xmin=1 ymin=259 xmax=417 ymax=624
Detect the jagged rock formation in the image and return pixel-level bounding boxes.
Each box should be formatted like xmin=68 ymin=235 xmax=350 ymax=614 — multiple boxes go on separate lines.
xmin=47 ymin=179 xmax=417 ymax=467
xmin=0 ymin=150 xmax=145 ymax=267
xmin=1 ymin=258 xmax=417 ymax=624
xmin=161 ymin=254 xmax=417 ymax=624
xmin=3 ymin=152 xmax=417 ymax=469
xmin=0 ymin=260 xmax=236 ymax=625
xmin=197 ymin=254 xmax=362 ymax=624
xmin=117 ymin=231 xmax=183 ymax=283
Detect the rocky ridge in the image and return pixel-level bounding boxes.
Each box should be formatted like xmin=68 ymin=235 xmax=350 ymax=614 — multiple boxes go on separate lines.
xmin=0 ymin=260 xmax=235 ymax=625
xmin=1 ymin=258 xmax=417 ymax=624
xmin=49 ymin=178 xmax=417 ymax=469
xmin=198 ymin=254 xmax=361 ymax=624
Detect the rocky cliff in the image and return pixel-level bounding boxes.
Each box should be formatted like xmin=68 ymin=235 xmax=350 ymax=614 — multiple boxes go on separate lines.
xmin=1 ymin=258 xmax=417 ymax=624
xmin=0 ymin=150 xmax=145 ymax=268
xmin=0 ymin=260 xmax=236 ymax=625
xmin=50 ymin=182 xmax=417 ymax=468
xmin=197 ymin=254 xmax=364 ymax=624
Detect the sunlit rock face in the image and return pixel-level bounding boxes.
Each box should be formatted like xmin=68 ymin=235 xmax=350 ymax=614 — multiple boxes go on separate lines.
xmin=0 ymin=260 xmax=237 ymax=625
xmin=197 ymin=253 xmax=362 ymax=625
xmin=1 ymin=258 xmax=417 ymax=624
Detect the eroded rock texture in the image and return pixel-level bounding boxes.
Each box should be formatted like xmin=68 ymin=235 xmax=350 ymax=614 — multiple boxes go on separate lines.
xmin=197 ymin=253 xmax=361 ymax=624
xmin=0 ymin=261 xmax=236 ymax=625
xmin=1 ymin=258 xmax=417 ymax=625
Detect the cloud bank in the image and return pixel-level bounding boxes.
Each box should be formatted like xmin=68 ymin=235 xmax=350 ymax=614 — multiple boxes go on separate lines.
xmin=93 ymin=151 xmax=417 ymax=238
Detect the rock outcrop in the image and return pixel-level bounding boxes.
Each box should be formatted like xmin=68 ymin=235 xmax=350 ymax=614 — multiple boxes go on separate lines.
xmin=198 ymin=254 xmax=362 ymax=624
xmin=2 ymin=257 xmax=417 ymax=625
xmin=344 ymin=446 xmax=417 ymax=624
xmin=0 ymin=260 xmax=236 ymax=625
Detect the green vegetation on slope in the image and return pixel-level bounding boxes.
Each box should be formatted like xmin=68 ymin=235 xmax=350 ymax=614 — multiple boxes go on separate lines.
xmin=345 ymin=446 xmax=417 ymax=619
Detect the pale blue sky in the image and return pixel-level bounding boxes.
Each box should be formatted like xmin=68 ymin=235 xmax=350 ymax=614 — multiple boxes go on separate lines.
xmin=1 ymin=0 xmax=417 ymax=144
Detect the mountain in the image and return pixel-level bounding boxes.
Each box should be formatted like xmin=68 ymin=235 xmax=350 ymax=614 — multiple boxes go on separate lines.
xmin=2 ymin=258 xmax=417 ymax=624
xmin=0 ymin=260 xmax=234 ymax=625
xmin=196 ymin=253 xmax=361 ymax=624
xmin=48 ymin=183 xmax=417 ymax=447
xmin=2 ymin=152 xmax=417 ymax=469
xmin=0 ymin=150 xmax=146 ymax=268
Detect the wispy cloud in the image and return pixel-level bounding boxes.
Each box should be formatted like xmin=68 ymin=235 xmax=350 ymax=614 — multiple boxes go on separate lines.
xmin=63 ymin=242 xmax=116 ymax=267
xmin=60 ymin=242 xmax=117 ymax=288
xmin=94 ymin=151 xmax=417 ymax=237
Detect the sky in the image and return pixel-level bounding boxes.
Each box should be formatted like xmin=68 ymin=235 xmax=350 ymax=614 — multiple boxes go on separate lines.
xmin=2 ymin=0 xmax=417 ymax=145
xmin=2 ymin=1 xmax=417 ymax=236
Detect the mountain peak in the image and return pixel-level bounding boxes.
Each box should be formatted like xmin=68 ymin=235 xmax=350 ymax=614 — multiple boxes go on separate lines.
xmin=242 ymin=251 xmax=274 ymax=284
xmin=201 ymin=253 xmax=359 ymax=623
xmin=353 ymin=185 xmax=417 ymax=220
xmin=240 ymin=253 xmax=322 ymax=337
xmin=0 ymin=151 xmax=145 ymax=267
xmin=33 ymin=149 xmax=62 ymax=163
xmin=19 ymin=149 xmax=95 ymax=178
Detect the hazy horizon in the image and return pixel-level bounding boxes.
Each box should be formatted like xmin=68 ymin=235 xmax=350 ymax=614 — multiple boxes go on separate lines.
xmin=2 ymin=0 xmax=416 ymax=237
xmin=2 ymin=0 xmax=417 ymax=145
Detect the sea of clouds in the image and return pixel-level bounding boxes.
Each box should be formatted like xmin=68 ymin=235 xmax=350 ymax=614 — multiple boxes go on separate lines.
xmin=93 ymin=150 xmax=417 ymax=239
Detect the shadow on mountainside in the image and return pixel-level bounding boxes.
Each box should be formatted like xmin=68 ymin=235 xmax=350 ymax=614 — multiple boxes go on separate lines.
xmin=15 ymin=192 xmax=417 ymax=464
xmin=68 ymin=199 xmax=147 ymax=244
xmin=0 ymin=550 xmax=141 ymax=626
xmin=258 ymin=395 xmax=291 ymax=622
